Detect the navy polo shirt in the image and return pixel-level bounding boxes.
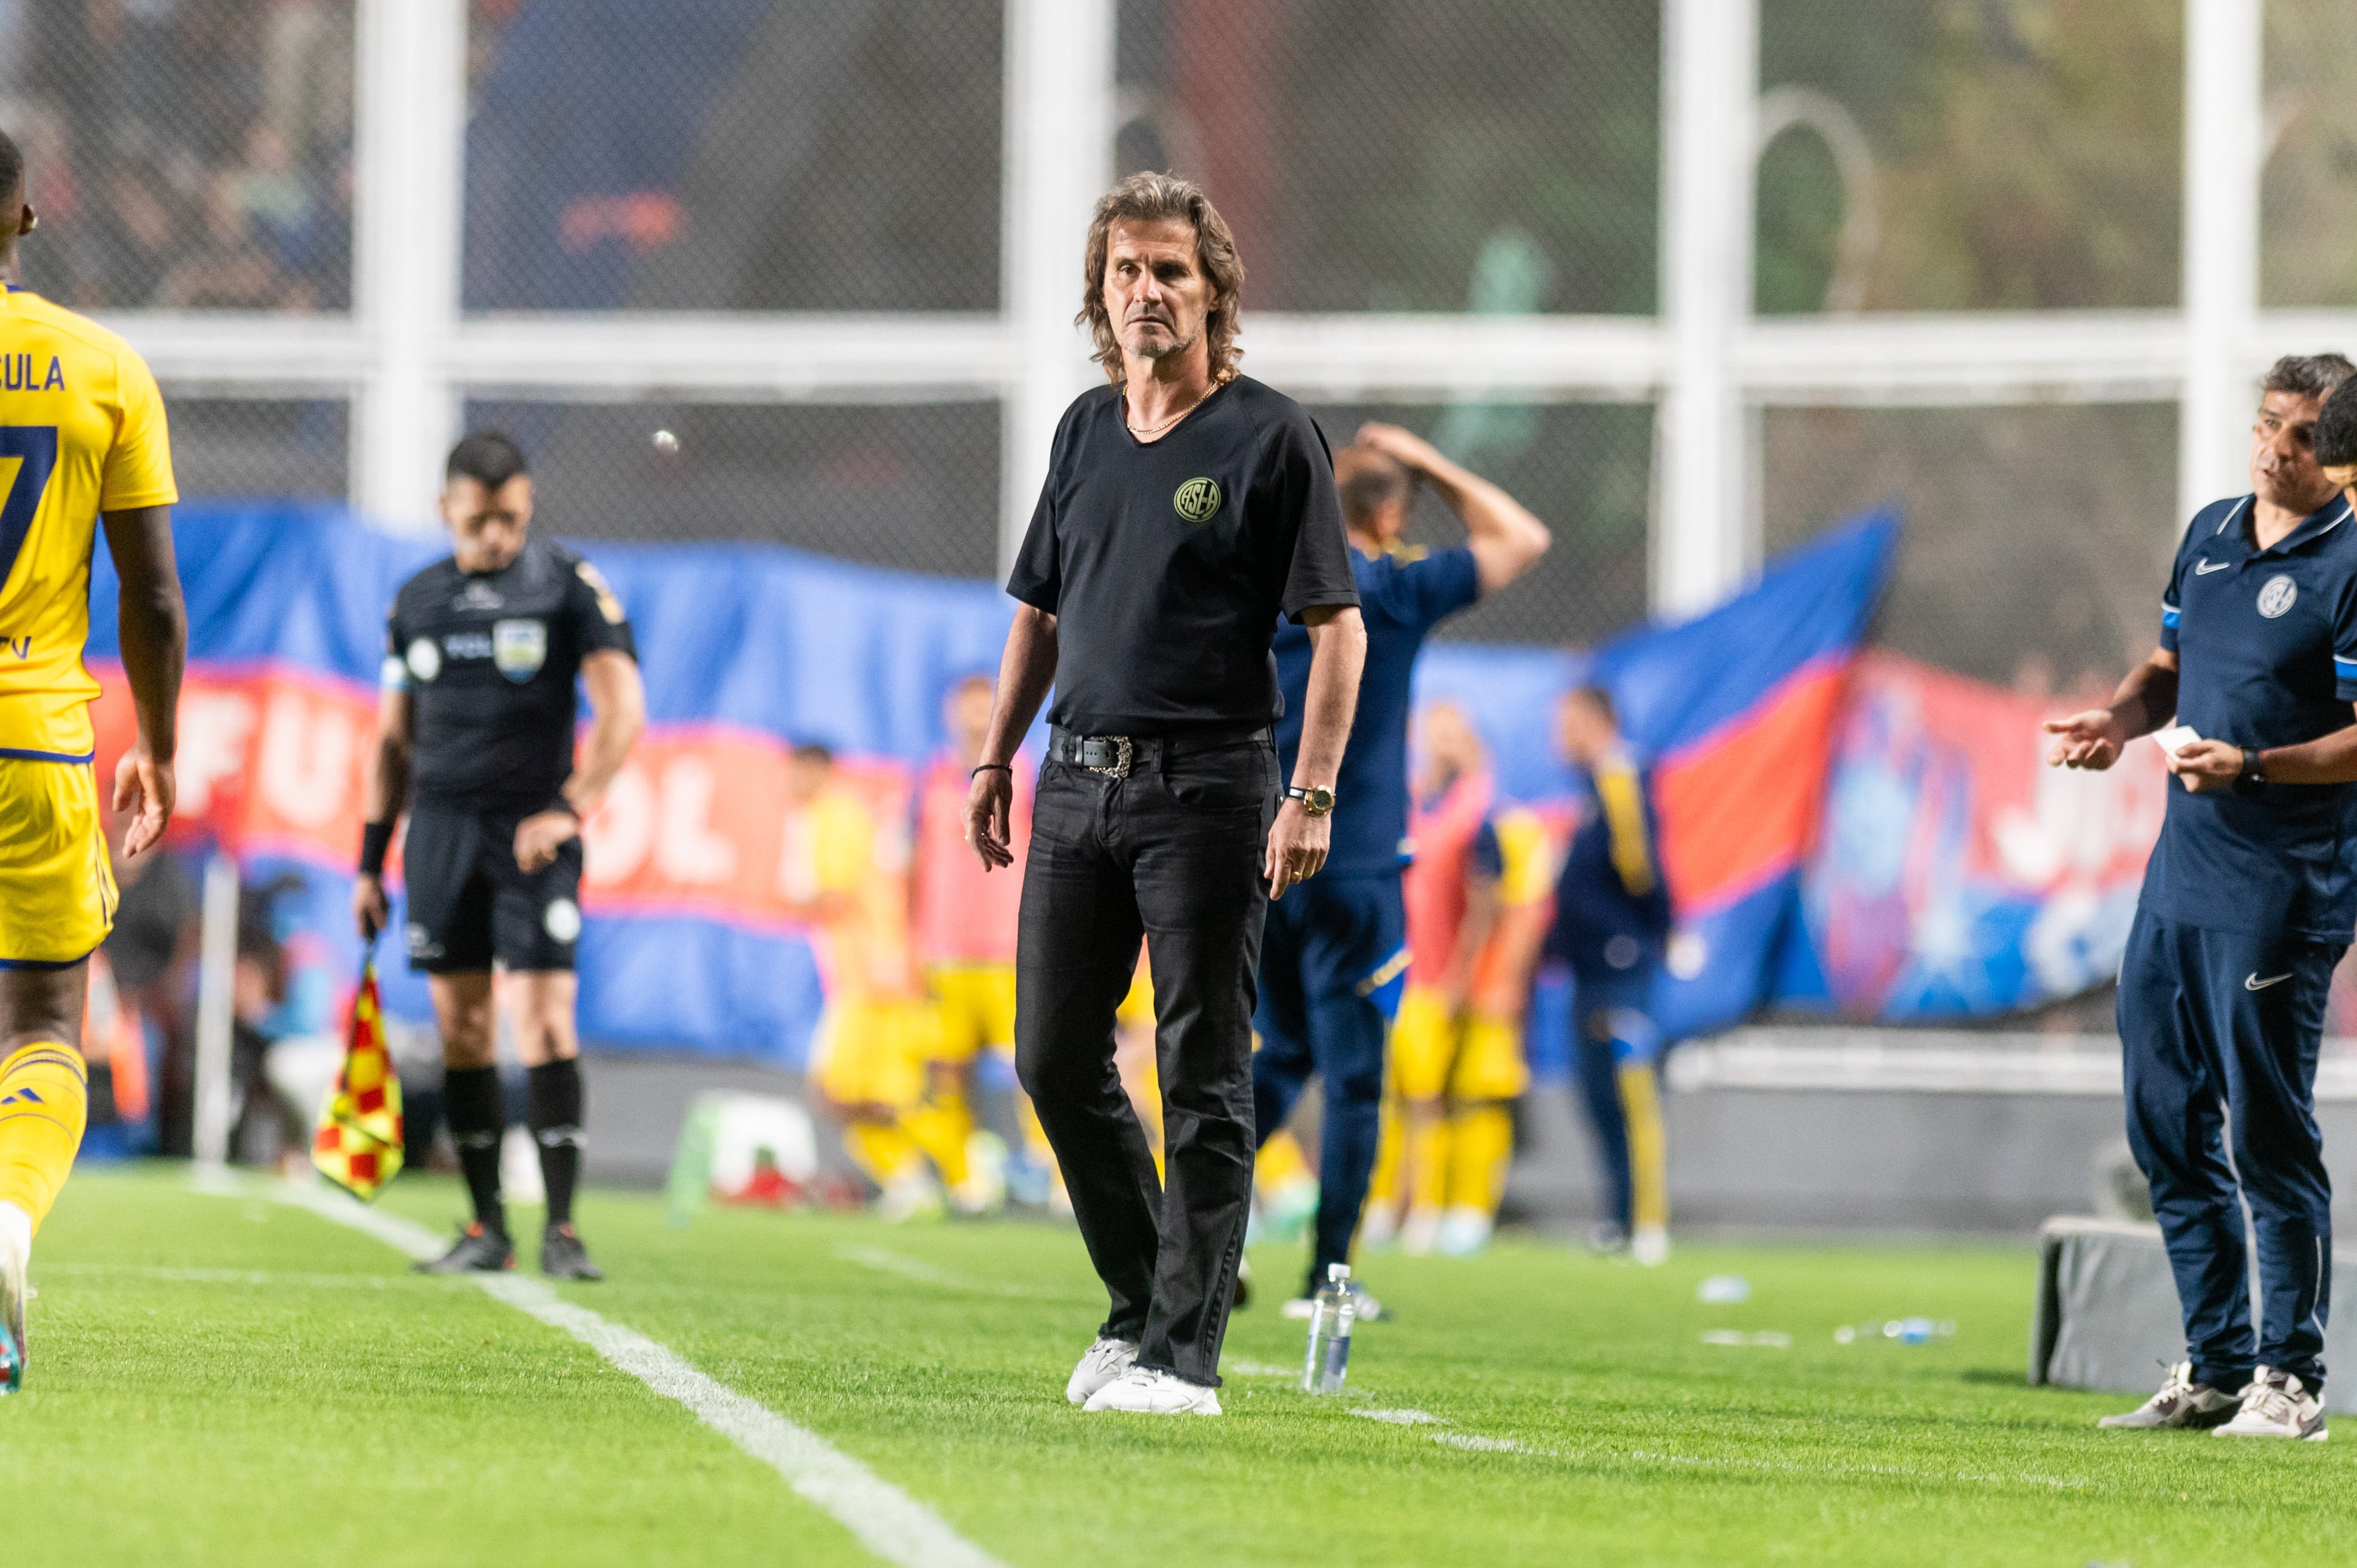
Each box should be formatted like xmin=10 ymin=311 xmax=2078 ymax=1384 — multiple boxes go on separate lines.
xmin=1273 ymin=545 xmax=1482 ymax=878
xmin=2142 ymin=491 xmax=2357 ymax=941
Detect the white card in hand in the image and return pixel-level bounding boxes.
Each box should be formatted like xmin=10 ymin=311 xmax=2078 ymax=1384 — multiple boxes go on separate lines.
xmin=2152 ymin=724 xmax=2201 ymax=756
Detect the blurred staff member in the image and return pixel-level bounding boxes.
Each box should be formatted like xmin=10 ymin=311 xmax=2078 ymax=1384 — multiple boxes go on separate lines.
xmin=907 ymin=673 xmax=1035 ymax=1213
xmin=2057 ymin=354 xmax=2357 ymax=1442
xmin=785 ymin=743 xmax=936 ymax=1220
xmin=0 ymin=129 xmax=186 ymax=1394
xmin=1369 ymin=704 xmax=1501 ymax=1256
xmin=1254 ymin=427 xmax=1548 ymax=1315
xmin=356 ymin=432 xmax=646 ymax=1282
xmin=1547 ymin=686 xmax=1673 ymax=1267
xmin=968 ymin=171 xmax=1365 ymax=1417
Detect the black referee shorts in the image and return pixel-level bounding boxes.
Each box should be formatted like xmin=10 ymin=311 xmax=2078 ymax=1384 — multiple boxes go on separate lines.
xmin=402 ymin=800 xmax=583 ymax=975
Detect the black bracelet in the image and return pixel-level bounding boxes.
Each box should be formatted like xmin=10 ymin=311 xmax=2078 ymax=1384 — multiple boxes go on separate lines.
xmin=971 ymin=763 xmax=1013 ymax=777
xmin=359 ymin=820 xmax=395 ymax=877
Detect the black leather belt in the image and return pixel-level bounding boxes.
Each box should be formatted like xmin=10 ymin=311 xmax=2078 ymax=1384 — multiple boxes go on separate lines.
xmin=1047 ymin=725 xmax=1270 ymax=780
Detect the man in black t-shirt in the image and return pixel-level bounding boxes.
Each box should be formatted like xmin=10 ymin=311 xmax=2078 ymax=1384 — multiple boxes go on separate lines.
xmin=352 ymin=432 xmax=645 ymax=1280
xmin=969 ymin=172 xmax=1367 ymax=1416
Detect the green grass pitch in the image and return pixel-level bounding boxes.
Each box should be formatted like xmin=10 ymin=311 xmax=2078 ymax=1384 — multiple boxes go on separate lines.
xmin=4 ymin=1166 xmax=2352 ymax=1567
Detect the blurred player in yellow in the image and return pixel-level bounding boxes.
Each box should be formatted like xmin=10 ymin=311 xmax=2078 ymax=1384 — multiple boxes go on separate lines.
xmin=0 ymin=131 xmax=187 ymax=1392
xmin=1368 ymin=702 xmax=1525 ymax=1254
xmin=907 ymin=673 xmax=1028 ymax=1211
xmin=782 ymin=742 xmax=936 ymax=1218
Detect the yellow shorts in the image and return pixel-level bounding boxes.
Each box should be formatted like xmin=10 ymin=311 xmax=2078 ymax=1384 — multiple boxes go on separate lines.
xmin=925 ymin=964 xmax=1017 ymax=1066
xmin=0 ymin=758 xmax=116 ymax=967
xmin=1390 ymin=985 xmax=1527 ymax=1103
xmin=809 ymin=996 xmax=929 ymax=1109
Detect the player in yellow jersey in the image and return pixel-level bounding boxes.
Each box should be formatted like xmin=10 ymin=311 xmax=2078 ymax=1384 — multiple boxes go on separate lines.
xmin=0 ymin=131 xmax=188 ymax=1392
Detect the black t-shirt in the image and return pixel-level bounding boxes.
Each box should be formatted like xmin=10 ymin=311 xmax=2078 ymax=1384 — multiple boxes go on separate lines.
xmin=385 ymin=534 xmax=638 ymax=813
xmin=1006 ymin=376 xmax=1359 ymax=734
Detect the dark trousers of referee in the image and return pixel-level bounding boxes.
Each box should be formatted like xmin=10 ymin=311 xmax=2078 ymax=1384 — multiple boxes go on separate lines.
xmin=2117 ymin=911 xmax=2340 ymax=1395
xmin=1251 ymin=873 xmax=1403 ymax=1295
xmin=1015 ymin=729 xmax=1278 ymax=1388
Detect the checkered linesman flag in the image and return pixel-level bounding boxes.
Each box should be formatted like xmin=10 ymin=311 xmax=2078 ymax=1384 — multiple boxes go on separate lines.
xmin=312 ymin=962 xmax=405 ymax=1201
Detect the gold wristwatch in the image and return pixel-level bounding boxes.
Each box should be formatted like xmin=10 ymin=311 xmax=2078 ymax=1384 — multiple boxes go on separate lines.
xmin=1285 ymin=785 xmax=1336 ymax=817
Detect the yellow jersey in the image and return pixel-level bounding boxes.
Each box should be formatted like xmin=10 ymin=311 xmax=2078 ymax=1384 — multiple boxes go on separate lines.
xmin=0 ymin=285 xmax=177 ymax=758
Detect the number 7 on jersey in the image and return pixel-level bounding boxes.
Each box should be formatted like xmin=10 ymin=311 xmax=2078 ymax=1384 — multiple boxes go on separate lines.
xmin=0 ymin=427 xmax=59 ymax=590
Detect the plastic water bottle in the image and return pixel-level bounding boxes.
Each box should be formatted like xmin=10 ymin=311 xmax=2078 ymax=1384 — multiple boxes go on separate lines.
xmin=1301 ymin=1262 xmax=1355 ymax=1394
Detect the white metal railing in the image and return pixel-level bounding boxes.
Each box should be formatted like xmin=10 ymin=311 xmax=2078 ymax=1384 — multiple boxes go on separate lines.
xmin=91 ymin=0 xmax=2295 ymax=618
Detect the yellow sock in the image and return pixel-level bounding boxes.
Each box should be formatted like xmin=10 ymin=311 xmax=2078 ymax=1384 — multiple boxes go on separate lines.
xmin=842 ymin=1121 xmax=921 ymax=1188
xmin=1255 ymin=1128 xmax=1313 ymax=1191
xmin=902 ymin=1090 xmax=974 ymax=1189
xmin=0 ymin=1041 xmax=88 ymax=1235
xmin=1618 ymin=1064 xmax=1669 ymax=1230
xmin=1405 ymin=1108 xmax=1448 ymax=1216
xmin=1444 ymin=1102 xmax=1514 ymax=1217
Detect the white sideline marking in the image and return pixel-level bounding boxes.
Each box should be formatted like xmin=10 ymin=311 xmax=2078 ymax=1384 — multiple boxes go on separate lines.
xmin=1627 ymin=1448 xmax=2087 ymax=1491
xmin=1216 ymin=1359 xmax=1296 ymax=1379
xmin=37 ymin=1262 xmax=414 ymax=1290
xmin=228 ymin=1179 xmax=1007 ymax=1568
xmin=1700 ymin=1330 xmax=1792 ymax=1348
xmin=1436 ymin=1433 xmax=1529 ymax=1453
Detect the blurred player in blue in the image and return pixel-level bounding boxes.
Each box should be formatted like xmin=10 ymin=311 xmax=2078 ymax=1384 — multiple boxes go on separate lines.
xmin=2066 ymin=354 xmax=2357 ymax=1442
xmin=1548 ymin=685 xmax=1674 ymax=1265
xmin=1252 ymin=422 xmax=1549 ymax=1316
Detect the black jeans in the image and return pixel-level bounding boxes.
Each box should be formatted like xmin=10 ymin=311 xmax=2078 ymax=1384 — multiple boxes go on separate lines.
xmin=1014 ymin=730 xmax=1277 ymax=1387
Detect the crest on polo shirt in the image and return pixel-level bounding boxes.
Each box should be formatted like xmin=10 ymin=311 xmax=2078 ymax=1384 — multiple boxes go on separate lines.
xmin=493 ymin=618 xmax=548 ymax=682
xmin=2258 ymin=574 xmax=2298 ymax=619
xmin=1174 ymin=477 xmax=1222 ymax=523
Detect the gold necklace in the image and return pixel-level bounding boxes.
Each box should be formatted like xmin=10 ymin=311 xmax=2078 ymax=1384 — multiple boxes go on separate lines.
xmin=1125 ymin=384 xmax=1213 ymax=439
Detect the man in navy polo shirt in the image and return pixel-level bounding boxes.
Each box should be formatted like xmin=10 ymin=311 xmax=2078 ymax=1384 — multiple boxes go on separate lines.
xmin=1251 ymin=422 xmax=1550 ymax=1316
xmin=2047 ymin=352 xmax=2356 ymax=1442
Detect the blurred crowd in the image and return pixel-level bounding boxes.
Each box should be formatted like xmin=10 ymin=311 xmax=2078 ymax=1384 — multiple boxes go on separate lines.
xmin=0 ymin=0 xmax=352 ymax=309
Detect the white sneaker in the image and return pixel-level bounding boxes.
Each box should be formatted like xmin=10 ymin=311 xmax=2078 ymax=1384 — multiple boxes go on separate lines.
xmin=2215 ymin=1367 xmax=2328 ymax=1441
xmin=1064 ymin=1335 xmax=1139 ymax=1405
xmin=0 ymin=1200 xmax=30 ymax=1394
xmin=950 ymin=1131 xmax=1008 ymax=1216
xmin=1435 ymin=1206 xmax=1494 ymax=1257
xmin=878 ymin=1169 xmax=945 ymax=1223
xmin=1399 ymin=1206 xmax=1441 ymax=1256
xmin=2096 ymin=1362 xmax=2242 ymax=1429
xmin=1082 ymin=1365 xmax=1223 ymax=1415
xmin=1631 ymin=1223 xmax=1672 ymax=1267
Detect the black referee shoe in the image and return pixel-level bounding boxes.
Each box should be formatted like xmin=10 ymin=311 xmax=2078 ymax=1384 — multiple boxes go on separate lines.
xmin=414 ymin=1221 xmax=514 ymax=1274
xmin=541 ymin=1223 xmax=605 ymax=1282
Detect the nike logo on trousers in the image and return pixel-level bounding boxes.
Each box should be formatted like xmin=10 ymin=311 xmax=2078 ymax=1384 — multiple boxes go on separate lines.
xmin=2246 ymin=972 xmax=2293 ymax=990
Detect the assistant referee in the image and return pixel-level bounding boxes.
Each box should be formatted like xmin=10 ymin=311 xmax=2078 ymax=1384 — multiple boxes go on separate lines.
xmin=354 ymin=432 xmax=646 ymax=1280
xmin=967 ymin=171 xmax=1367 ymax=1416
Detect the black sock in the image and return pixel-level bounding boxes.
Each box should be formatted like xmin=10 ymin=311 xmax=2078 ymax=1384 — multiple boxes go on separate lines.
xmin=528 ymin=1058 xmax=585 ymax=1229
xmin=443 ymin=1066 xmax=507 ymax=1236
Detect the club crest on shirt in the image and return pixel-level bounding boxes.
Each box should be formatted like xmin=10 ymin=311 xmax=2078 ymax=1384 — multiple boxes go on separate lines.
xmin=2258 ymin=574 xmax=2298 ymax=619
xmin=493 ymin=618 xmax=548 ymax=682
xmin=1174 ymin=477 xmax=1222 ymax=523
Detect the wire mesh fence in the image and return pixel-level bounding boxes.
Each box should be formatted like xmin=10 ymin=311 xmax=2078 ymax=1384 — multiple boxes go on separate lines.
xmin=1756 ymin=0 xmax=2183 ymax=314
xmin=0 ymin=0 xmax=352 ymax=311
xmin=163 ymin=395 xmax=348 ymax=502
xmin=1305 ymin=400 xmax=1653 ymax=647
xmin=2260 ymin=0 xmax=2357 ymax=308
xmin=1762 ymin=402 xmax=2179 ymax=692
xmin=463 ymin=0 xmax=1002 ymax=313
xmin=1115 ymin=0 xmax=1657 ymax=314
xmin=462 ymin=398 xmax=1001 ymax=578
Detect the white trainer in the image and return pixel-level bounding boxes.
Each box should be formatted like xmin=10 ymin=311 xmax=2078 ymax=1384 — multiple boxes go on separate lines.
xmin=1082 ymin=1366 xmax=1223 ymax=1416
xmin=2215 ymin=1367 xmax=2328 ymax=1441
xmin=1278 ymin=1280 xmax=1384 ymax=1322
xmin=1631 ymin=1223 xmax=1672 ymax=1267
xmin=0 ymin=1200 xmax=31 ymax=1394
xmin=1064 ymin=1335 xmax=1139 ymax=1405
xmin=2097 ymin=1362 xmax=2241 ymax=1429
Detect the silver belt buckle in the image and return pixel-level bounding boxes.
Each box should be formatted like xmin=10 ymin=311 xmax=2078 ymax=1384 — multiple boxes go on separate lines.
xmin=1086 ymin=735 xmax=1135 ymax=779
